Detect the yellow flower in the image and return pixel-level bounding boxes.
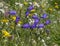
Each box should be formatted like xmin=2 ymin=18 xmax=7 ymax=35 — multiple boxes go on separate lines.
xmin=33 ymin=2 xmax=37 ymax=5
xmin=28 ymin=14 xmax=33 ymax=16
xmin=24 ymin=1 xmax=28 ymax=5
xmin=1 ymin=19 xmax=9 ymax=23
xmin=55 ymin=2 xmax=58 ymax=5
xmin=10 ymin=25 xmax=14 ymax=29
xmin=30 ymin=9 xmax=35 ymax=12
xmin=55 ymin=5 xmax=59 ymax=9
xmin=33 ymin=2 xmax=38 ymax=6
xmin=18 ymin=21 xmax=23 ymax=24
xmin=49 ymin=8 xmax=53 ymax=11
xmin=2 ymin=30 xmax=11 ymax=37
xmin=33 ymin=1 xmax=40 ymax=7
xmin=41 ymin=5 xmax=44 ymax=9
xmin=11 ymin=16 xmax=16 ymax=21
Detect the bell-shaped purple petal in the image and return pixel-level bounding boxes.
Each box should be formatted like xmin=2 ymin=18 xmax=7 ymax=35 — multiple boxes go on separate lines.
xmin=9 ymin=10 xmax=16 ymax=15
xmin=41 ymin=13 xmax=47 ymax=19
xmin=15 ymin=16 xmax=20 ymax=23
xmin=34 ymin=19 xmax=40 ymax=25
xmin=22 ymin=23 xmax=30 ymax=28
xmin=25 ymin=11 xmax=30 ymax=16
xmin=32 ymin=15 xmax=38 ymax=19
xmin=16 ymin=16 xmax=20 ymax=19
xmin=38 ymin=23 xmax=44 ymax=28
xmin=30 ymin=24 xmax=37 ymax=28
xmin=28 ymin=5 xmax=34 ymax=10
xmin=45 ymin=20 xmax=51 ymax=25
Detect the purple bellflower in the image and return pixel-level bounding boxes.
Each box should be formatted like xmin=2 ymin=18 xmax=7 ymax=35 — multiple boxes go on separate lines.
xmin=32 ymin=15 xmax=38 ymax=19
xmin=45 ymin=20 xmax=51 ymax=25
xmin=25 ymin=11 xmax=30 ymax=17
xmin=30 ymin=24 xmax=37 ymax=29
xmin=22 ymin=23 xmax=30 ymax=28
xmin=15 ymin=16 xmax=20 ymax=24
xmin=34 ymin=19 xmax=40 ymax=25
xmin=41 ymin=13 xmax=48 ymax=19
xmin=9 ymin=10 xmax=16 ymax=15
xmin=27 ymin=5 xmax=34 ymax=10
xmin=38 ymin=23 xmax=44 ymax=28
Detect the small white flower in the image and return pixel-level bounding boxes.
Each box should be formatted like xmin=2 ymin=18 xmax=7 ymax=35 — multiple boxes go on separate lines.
xmin=33 ymin=2 xmax=40 ymax=7
xmin=1 ymin=22 xmax=3 ymax=24
xmin=6 ymin=22 xmax=8 ymax=25
xmin=58 ymin=11 xmax=60 ymax=14
xmin=59 ymin=20 xmax=60 ymax=22
xmin=32 ymin=39 xmax=36 ymax=44
xmin=47 ymin=36 xmax=50 ymax=40
xmin=46 ymin=2 xmax=48 ymax=4
xmin=33 ymin=40 xmax=36 ymax=43
xmin=29 ymin=19 xmax=34 ymax=24
xmin=38 ymin=37 xmax=40 ymax=40
xmin=53 ymin=21 xmax=57 ymax=23
xmin=50 ymin=0 xmax=53 ymax=1
xmin=36 ymin=30 xmax=40 ymax=34
xmin=19 ymin=3 xmax=23 ymax=8
xmin=17 ymin=24 xmax=21 ymax=27
xmin=54 ymin=44 xmax=58 ymax=46
xmin=0 ymin=2 xmax=4 ymax=7
xmin=29 ymin=2 xmax=33 ymax=5
xmin=15 ymin=2 xmax=19 ymax=5
xmin=27 ymin=16 xmax=29 ymax=18
xmin=4 ymin=6 xmax=8 ymax=9
xmin=15 ymin=2 xmax=23 ymax=8
xmin=42 ymin=39 xmax=45 ymax=42
xmin=34 ymin=13 xmax=38 ymax=16
xmin=43 ymin=43 xmax=47 ymax=46
xmin=44 ymin=4 xmax=46 ymax=6
xmin=53 ymin=9 xmax=56 ymax=11
xmin=0 ymin=9 xmax=5 ymax=13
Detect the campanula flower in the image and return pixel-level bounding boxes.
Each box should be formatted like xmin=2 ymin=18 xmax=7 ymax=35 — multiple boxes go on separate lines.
xmin=34 ymin=19 xmax=40 ymax=25
xmin=30 ymin=24 xmax=37 ymax=28
xmin=15 ymin=16 xmax=20 ymax=23
xmin=32 ymin=14 xmax=38 ymax=19
xmin=38 ymin=23 xmax=44 ymax=28
xmin=45 ymin=20 xmax=51 ymax=25
xmin=25 ymin=11 xmax=30 ymax=17
xmin=9 ymin=10 xmax=16 ymax=15
xmin=41 ymin=13 xmax=48 ymax=19
xmin=27 ymin=5 xmax=34 ymax=10
xmin=16 ymin=16 xmax=20 ymax=19
xmin=22 ymin=23 xmax=30 ymax=28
